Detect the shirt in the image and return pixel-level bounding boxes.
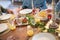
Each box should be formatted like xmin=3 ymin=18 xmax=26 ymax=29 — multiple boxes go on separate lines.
xmin=22 ymin=0 xmax=47 ymax=10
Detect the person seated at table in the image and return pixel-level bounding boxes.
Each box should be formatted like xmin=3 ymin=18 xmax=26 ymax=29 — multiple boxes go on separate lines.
xmin=16 ymin=0 xmax=47 ymax=12
xmin=0 ymin=5 xmax=13 ymax=14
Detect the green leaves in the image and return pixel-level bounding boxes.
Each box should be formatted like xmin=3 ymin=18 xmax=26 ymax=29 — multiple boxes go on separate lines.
xmin=26 ymin=14 xmax=57 ymax=33
xmin=35 ymin=22 xmax=46 ymax=31
xmin=35 ymin=22 xmax=45 ymax=28
xmin=48 ymin=28 xmax=55 ymax=33
xmin=26 ymin=14 xmax=35 ymax=26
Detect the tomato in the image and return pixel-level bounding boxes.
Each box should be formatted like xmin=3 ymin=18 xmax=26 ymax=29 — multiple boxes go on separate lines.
xmin=48 ymin=14 xmax=52 ymax=19
xmin=22 ymin=18 xmax=27 ymax=23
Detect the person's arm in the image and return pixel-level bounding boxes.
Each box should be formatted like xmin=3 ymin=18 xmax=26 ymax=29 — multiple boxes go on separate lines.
xmin=0 ymin=6 xmax=7 ymax=13
xmin=0 ymin=6 xmax=13 ymax=14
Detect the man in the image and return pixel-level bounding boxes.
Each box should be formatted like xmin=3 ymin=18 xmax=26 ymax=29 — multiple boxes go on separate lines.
xmin=22 ymin=0 xmax=47 ymax=10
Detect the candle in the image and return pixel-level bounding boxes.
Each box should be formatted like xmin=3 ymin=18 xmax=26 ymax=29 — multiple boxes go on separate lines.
xmin=52 ymin=0 xmax=56 ymax=20
xmin=58 ymin=33 xmax=60 ymax=37
xmin=32 ymin=0 xmax=33 ymax=9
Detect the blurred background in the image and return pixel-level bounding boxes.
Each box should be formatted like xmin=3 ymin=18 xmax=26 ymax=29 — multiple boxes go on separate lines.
xmin=0 ymin=0 xmax=59 ymax=9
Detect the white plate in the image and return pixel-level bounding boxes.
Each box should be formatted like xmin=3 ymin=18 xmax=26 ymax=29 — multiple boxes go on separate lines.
xmin=19 ymin=9 xmax=32 ymax=14
xmin=0 ymin=14 xmax=12 ymax=20
xmin=32 ymin=33 xmax=56 ymax=40
xmin=0 ymin=23 xmax=8 ymax=33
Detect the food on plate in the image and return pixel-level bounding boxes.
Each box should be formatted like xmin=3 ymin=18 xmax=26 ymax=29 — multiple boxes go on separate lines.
xmin=22 ymin=18 xmax=28 ymax=23
xmin=47 ymin=14 xmax=52 ymax=19
xmin=16 ymin=17 xmax=28 ymax=25
xmin=48 ymin=28 xmax=55 ymax=33
xmin=34 ymin=10 xmax=47 ymax=20
xmin=38 ymin=10 xmax=47 ymax=17
xmin=27 ymin=30 xmax=34 ymax=36
xmin=35 ymin=18 xmax=40 ymax=23
xmin=26 ymin=14 xmax=35 ymax=26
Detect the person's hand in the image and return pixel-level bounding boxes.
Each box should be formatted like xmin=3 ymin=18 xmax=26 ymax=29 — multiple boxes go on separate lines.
xmin=16 ymin=8 xmax=21 ymax=13
xmin=14 ymin=7 xmax=23 ymax=18
xmin=46 ymin=9 xmax=53 ymax=13
xmin=7 ymin=9 xmax=13 ymax=14
xmin=16 ymin=7 xmax=23 ymax=13
xmin=32 ymin=8 xmax=40 ymax=15
xmin=35 ymin=8 xmax=40 ymax=13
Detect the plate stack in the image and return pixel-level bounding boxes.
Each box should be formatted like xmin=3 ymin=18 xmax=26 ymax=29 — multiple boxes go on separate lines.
xmin=0 ymin=14 xmax=12 ymax=23
xmin=0 ymin=23 xmax=10 ymax=36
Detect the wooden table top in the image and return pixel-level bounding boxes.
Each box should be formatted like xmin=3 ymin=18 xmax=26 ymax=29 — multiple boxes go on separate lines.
xmin=0 ymin=25 xmax=59 ymax=40
xmin=0 ymin=26 xmax=27 ymax=40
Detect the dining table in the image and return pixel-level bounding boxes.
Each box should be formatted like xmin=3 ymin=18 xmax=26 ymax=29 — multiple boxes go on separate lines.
xmin=0 ymin=1 xmax=60 ymax=40
xmin=0 ymin=9 xmax=60 ymax=40
xmin=0 ymin=23 xmax=60 ymax=40
xmin=0 ymin=25 xmax=41 ymax=40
